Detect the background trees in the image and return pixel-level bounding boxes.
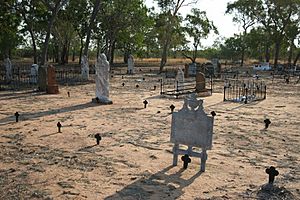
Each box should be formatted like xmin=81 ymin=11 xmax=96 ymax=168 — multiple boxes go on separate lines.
xmin=0 ymin=0 xmax=299 ymax=68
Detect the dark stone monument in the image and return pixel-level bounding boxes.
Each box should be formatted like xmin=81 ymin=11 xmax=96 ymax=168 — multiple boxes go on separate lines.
xmin=38 ymin=66 xmax=47 ymax=92
xmin=47 ymin=65 xmax=59 ymax=94
xmin=67 ymin=91 xmax=70 ymax=97
xmin=170 ymin=104 xmax=175 ymax=113
xmin=143 ymin=100 xmax=148 ymax=108
xmin=181 ymin=154 xmax=191 ymax=169
xmin=136 ymin=84 xmax=139 ymax=88
xmin=14 ymin=112 xmax=19 ymax=122
xmin=266 ymin=166 xmax=279 ymax=184
xmin=122 ymin=83 xmax=125 ymax=87
xmin=57 ymin=122 xmax=62 ymax=133
xmin=95 ymin=133 xmax=102 ymax=145
xmin=264 ymin=119 xmax=271 ymax=129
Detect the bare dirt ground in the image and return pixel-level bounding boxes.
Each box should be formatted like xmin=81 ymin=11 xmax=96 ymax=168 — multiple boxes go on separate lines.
xmin=0 ymin=66 xmax=299 ymax=200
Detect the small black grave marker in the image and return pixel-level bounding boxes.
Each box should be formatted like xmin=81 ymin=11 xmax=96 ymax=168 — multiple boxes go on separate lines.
xmin=57 ymin=122 xmax=62 ymax=133
xmin=142 ymin=77 xmax=145 ymax=81
xmin=170 ymin=104 xmax=175 ymax=113
xmin=122 ymin=76 xmax=124 ymax=79
xmin=264 ymin=119 xmax=271 ymax=129
xmin=67 ymin=91 xmax=70 ymax=97
xmin=111 ymin=75 xmax=114 ymax=78
xmin=122 ymin=83 xmax=125 ymax=87
xmin=143 ymin=100 xmax=148 ymax=108
xmin=153 ymin=86 xmax=156 ymax=90
xmin=265 ymin=166 xmax=279 ymax=184
xmin=211 ymin=111 xmax=216 ymax=117
xmin=95 ymin=133 xmax=102 ymax=145
xmin=181 ymin=154 xmax=191 ymax=169
xmin=136 ymin=84 xmax=139 ymax=88
xmin=139 ymin=69 xmax=142 ymax=72
xmin=14 ymin=112 xmax=20 ymax=122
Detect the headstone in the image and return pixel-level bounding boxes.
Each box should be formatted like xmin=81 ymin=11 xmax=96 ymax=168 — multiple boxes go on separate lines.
xmin=143 ymin=100 xmax=148 ymax=108
xmin=81 ymin=55 xmax=89 ymax=80
xmin=4 ymin=57 xmax=12 ymax=82
xmin=170 ymin=94 xmax=214 ymax=172
xmin=14 ymin=112 xmax=19 ymax=122
xmin=266 ymin=166 xmax=279 ymax=184
xmin=95 ymin=133 xmax=102 ymax=145
xmin=30 ymin=64 xmax=39 ymax=84
xmin=92 ymin=53 xmax=112 ymax=104
xmin=196 ymin=72 xmax=206 ymax=92
xmin=264 ymin=119 xmax=271 ymax=129
xmin=175 ymin=68 xmax=184 ymax=91
xmin=127 ymin=55 xmax=134 ymax=74
xmin=67 ymin=91 xmax=70 ymax=97
xmin=181 ymin=154 xmax=191 ymax=169
xmin=47 ymin=65 xmax=59 ymax=94
xmin=57 ymin=122 xmax=62 ymax=133
xmin=211 ymin=111 xmax=216 ymax=117
xmin=38 ymin=66 xmax=47 ymax=91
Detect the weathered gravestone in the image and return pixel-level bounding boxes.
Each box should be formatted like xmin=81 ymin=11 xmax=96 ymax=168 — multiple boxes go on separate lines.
xmin=196 ymin=71 xmax=206 ymax=92
xmin=127 ymin=54 xmax=134 ymax=74
xmin=170 ymin=94 xmax=214 ymax=171
xmin=188 ymin=63 xmax=197 ymax=76
xmin=81 ymin=55 xmax=89 ymax=80
xmin=30 ymin=64 xmax=38 ymax=84
xmin=92 ymin=53 xmax=112 ymax=104
xmin=4 ymin=57 xmax=12 ymax=82
xmin=175 ymin=68 xmax=185 ymax=92
xmin=47 ymin=65 xmax=59 ymax=94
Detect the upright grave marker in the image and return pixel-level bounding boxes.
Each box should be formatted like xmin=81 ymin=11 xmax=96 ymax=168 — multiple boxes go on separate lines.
xmin=127 ymin=55 xmax=134 ymax=74
xmin=47 ymin=65 xmax=59 ymax=94
xmin=170 ymin=94 xmax=214 ymax=172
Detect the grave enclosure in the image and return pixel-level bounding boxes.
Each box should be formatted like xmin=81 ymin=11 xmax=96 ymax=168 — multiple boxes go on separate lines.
xmin=223 ymin=79 xmax=267 ymax=103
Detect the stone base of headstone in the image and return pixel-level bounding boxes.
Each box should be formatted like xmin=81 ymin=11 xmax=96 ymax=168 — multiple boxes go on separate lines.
xmin=92 ymin=97 xmax=113 ymax=105
xmin=47 ymin=85 xmax=59 ymax=94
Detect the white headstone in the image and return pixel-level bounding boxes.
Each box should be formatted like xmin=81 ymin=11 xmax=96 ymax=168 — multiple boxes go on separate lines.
xmin=127 ymin=55 xmax=134 ymax=74
xmin=4 ymin=58 xmax=12 ymax=81
xmin=81 ymin=55 xmax=89 ymax=80
xmin=170 ymin=94 xmax=214 ymax=171
xmin=175 ymin=68 xmax=185 ymax=91
xmin=30 ymin=64 xmax=39 ymax=84
xmin=94 ymin=53 xmax=112 ymax=104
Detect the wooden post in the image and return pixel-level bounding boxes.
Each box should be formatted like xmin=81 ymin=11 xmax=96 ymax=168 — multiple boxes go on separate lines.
xmin=173 ymin=143 xmax=179 ymax=166
xmin=201 ymin=149 xmax=208 ymax=172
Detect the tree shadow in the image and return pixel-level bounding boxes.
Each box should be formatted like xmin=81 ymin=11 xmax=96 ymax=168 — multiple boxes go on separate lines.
xmin=0 ymin=90 xmax=44 ymax=101
xmin=0 ymin=102 xmax=102 ymax=126
xmin=105 ymin=165 xmax=202 ymax=200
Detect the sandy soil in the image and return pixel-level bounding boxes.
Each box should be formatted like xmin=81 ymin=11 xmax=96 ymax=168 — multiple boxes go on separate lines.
xmin=0 ymin=69 xmax=299 ymax=200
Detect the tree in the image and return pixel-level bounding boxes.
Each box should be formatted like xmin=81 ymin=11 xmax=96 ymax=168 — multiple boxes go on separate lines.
xmin=0 ymin=0 xmax=21 ymax=59
xmin=40 ymin=0 xmax=68 ymax=66
xmin=184 ymin=8 xmax=217 ymax=63
xmin=226 ymin=0 xmax=256 ymax=67
xmin=155 ymin=0 xmax=197 ymax=72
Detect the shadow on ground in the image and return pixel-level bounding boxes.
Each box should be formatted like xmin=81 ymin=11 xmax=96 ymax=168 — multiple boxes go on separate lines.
xmin=0 ymin=102 xmax=101 ymax=125
xmin=105 ymin=165 xmax=202 ymax=200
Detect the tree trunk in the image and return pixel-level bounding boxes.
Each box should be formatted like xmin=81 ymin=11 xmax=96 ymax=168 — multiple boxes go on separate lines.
xmin=287 ymin=42 xmax=293 ymax=68
xmin=274 ymin=41 xmax=281 ymax=69
xmin=79 ymin=37 xmax=84 ymax=64
xmin=265 ymin=44 xmax=270 ymax=63
xmin=72 ymin=47 xmax=75 ymax=62
xmin=159 ymin=37 xmax=170 ymax=72
xmin=83 ymin=0 xmax=101 ymax=57
xmin=240 ymin=48 xmax=245 ymax=67
xmin=29 ymin=29 xmax=38 ymax=64
xmin=109 ymin=40 xmax=116 ymax=64
xmin=293 ymin=50 xmax=300 ymax=66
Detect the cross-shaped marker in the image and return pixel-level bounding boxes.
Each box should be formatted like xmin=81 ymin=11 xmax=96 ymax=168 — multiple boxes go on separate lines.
xmin=181 ymin=154 xmax=191 ymax=169
xmin=170 ymin=104 xmax=175 ymax=113
xmin=67 ymin=91 xmax=70 ymax=97
xmin=153 ymin=86 xmax=156 ymax=90
xmin=211 ymin=111 xmax=216 ymax=117
xmin=136 ymin=85 xmax=139 ymax=88
xmin=265 ymin=166 xmax=279 ymax=184
xmin=14 ymin=112 xmax=20 ymax=122
xmin=122 ymin=76 xmax=124 ymax=79
xmin=264 ymin=119 xmax=271 ymax=129
xmin=122 ymin=83 xmax=125 ymax=86
xmin=57 ymin=122 xmax=62 ymax=133
xmin=143 ymin=100 xmax=148 ymax=108
xmin=95 ymin=133 xmax=102 ymax=145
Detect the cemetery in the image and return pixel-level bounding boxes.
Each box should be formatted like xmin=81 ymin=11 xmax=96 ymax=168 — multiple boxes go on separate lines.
xmin=0 ymin=58 xmax=299 ymax=199
xmin=0 ymin=0 xmax=299 ymax=199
